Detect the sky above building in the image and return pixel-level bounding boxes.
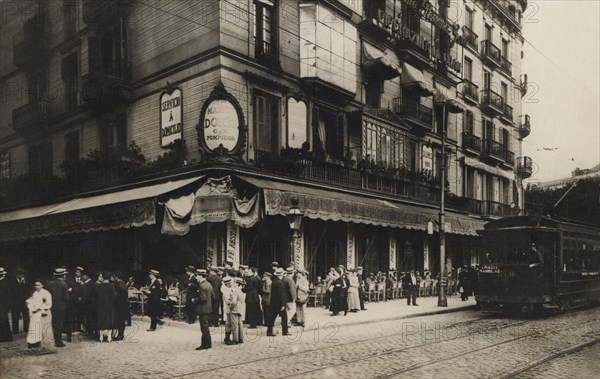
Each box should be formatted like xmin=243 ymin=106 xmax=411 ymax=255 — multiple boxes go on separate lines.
xmin=522 ymin=0 xmax=600 ymax=182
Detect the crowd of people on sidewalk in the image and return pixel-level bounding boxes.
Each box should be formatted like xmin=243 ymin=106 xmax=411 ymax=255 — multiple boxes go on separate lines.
xmin=0 ymin=262 xmax=480 ymax=353
xmin=0 ymin=266 xmax=131 ymax=353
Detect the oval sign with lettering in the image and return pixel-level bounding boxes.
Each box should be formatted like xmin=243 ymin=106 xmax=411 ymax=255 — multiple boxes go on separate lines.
xmin=203 ymin=99 xmax=240 ymax=152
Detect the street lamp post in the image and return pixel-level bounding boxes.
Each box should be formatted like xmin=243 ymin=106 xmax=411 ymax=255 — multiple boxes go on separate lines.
xmin=438 ymin=102 xmax=448 ymax=307
xmin=286 ymin=198 xmax=303 ymax=269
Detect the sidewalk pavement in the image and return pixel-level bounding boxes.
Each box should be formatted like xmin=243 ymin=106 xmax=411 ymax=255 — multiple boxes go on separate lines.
xmin=133 ymin=295 xmax=477 ymax=331
xmin=0 ymin=296 xmax=476 ymax=358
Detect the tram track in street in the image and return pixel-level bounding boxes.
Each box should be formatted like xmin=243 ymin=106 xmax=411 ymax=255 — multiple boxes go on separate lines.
xmin=170 ymin=313 xmax=494 ymax=378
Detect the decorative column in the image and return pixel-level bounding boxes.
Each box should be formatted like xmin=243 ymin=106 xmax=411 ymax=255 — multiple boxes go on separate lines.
xmin=389 ymin=234 xmax=397 ymax=271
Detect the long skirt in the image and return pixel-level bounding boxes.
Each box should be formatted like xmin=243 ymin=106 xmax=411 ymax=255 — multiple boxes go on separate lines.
xmin=27 ymin=311 xmax=55 ymax=350
xmin=347 ymin=288 xmax=361 ymax=310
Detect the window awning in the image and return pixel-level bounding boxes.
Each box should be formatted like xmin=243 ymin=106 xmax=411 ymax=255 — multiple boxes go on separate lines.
xmin=0 ymin=176 xmax=204 ymax=242
xmin=400 ymin=63 xmax=435 ymax=97
xmin=463 ymin=156 xmax=515 ymax=181
xmin=362 ymin=42 xmax=402 ymax=79
xmin=241 ymin=176 xmax=484 ymax=236
xmin=434 ymin=85 xmax=465 ymax=114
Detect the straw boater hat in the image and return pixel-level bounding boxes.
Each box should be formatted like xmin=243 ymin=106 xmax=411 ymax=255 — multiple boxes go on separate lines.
xmin=271 ymin=261 xmax=279 ymax=267
xmin=222 ymin=276 xmax=232 ymax=285
xmin=53 ymin=268 xmax=67 ymax=276
xmin=286 ymin=267 xmax=295 ymax=274
xmin=196 ymin=269 xmax=208 ymax=276
xmin=264 ymin=272 xmax=272 ymax=277
xmin=234 ymin=277 xmax=245 ymax=285
xmin=149 ymin=269 xmax=160 ymax=277
xmin=0 ymin=267 xmax=6 ymax=276
xmin=239 ymin=265 xmax=248 ymax=270
xmin=274 ymin=268 xmax=285 ymax=277
xmin=76 ymin=266 xmax=84 ymax=273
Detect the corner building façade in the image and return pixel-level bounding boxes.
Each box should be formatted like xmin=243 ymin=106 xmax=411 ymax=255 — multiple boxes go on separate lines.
xmin=0 ymin=0 xmax=533 ymax=281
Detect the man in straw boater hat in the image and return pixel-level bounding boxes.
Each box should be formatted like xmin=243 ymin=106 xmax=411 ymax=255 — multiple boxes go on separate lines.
xmin=144 ymin=269 xmax=163 ymax=331
xmin=46 ymin=268 xmax=70 ymax=347
xmin=194 ymin=268 xmax=215 ymax=350
xmin=266 ymin=268 xmax=290 ymax=337
xmin=184 ymin=265 xmax=198 ymax=324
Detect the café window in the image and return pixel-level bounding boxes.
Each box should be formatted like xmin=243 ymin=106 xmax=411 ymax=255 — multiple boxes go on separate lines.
xmin=62 ymin=52 xmax=79 ymax=111
xmin=28 ymin=142 xmax=53 ymax=178
xmin=100 ymin=113 xmax=127 ymax=153
xmin=253 ymin=91 xmax=280 ymax=157
xmin=253 ymin=0 xmax=277 ymax=60
xmin=64 ymin=129 xmax=81 ymax=163
xmin=286 ymin=98 xmax=307 ymax=148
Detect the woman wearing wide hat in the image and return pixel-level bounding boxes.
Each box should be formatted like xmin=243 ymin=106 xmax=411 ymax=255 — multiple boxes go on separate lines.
xmin=26 ymin=280 xmax=54 ymax=351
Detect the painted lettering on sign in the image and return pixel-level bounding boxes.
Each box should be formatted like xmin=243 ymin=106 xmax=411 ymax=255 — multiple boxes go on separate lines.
xmin=347 ymin=225 xmax=355 ymax=269
xmin=203 ymin=100 xmax=240 ymax=151
xmin=160 ymin=88 xmax=183 ymax=147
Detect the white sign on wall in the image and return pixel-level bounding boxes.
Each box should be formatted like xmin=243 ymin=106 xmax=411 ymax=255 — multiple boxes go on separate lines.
xmin=203 ymin=99 xmax=240 ymax=151
xmin=389 ymin=236 xmax=397 ymax=270
xmin=347 ymin=224 xmax=356 ymax=269
xmin=160 ymin=88 xmax=183 ymax=147
xmin=226 ymin=220 xmax=240 ymax=269
xmin=422 ymin=145 xmax=433 ymax=173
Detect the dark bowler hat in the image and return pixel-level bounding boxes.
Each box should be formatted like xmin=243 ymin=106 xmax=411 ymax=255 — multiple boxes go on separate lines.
xmin=196 ymin=269 xmax=208 ymax=276
xmin=263 ymin=272 xmax=272 ymax=277
xmin=185 ymin=265 xmax=196 ymax=273
xmin=271 ymin=261 xmax=279 ymax=267
xmin=149 ymin=269 xmax=160 ymax=276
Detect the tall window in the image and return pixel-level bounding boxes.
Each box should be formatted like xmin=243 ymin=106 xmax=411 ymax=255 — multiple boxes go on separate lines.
xmin=253 ymin=91 xmax=280 ymax=156
xmin=464 ymin=111 xmax=474 ymax=134
xmin=502 ymin=39 xmax=510 ymax=59
xmin=100 ymin=114 xmax=127 ymax=153
xmin=63 ymin=0 xmax=77 ymax=38
xmin=28 ymin=143 xmax=53 ymax=178
xmin=501 ymin=82 xmax=508 ymax=101
xmin=89 ymin=26 xmax=128 ymax=78
xmin=365 ymin=78 xmax=383 ymax=108
xmin=466 ymin=7 xmax=474 ymax=30
xmin=320 ymin=109 xmax=344 ymax=160
xmin=464 ymin=58 xmax=473 ymax=81
xmin=287 ymin=98 xmax=307 ymax=148
xmin=62 ymin=52 xmax=79 ymax=111
xmin=0 ymin=151 xmax=10 ymax=180
xmin=365 ymin=122 xmax=378 ymax=162
xmin=484 ymin=24 xmax=492 ymax=42
xmin=483 ymin=70 xmax=491 ymax=89
xmin=254 ymin=0 xmax=276 ymax=60
xmin=29 ymin=70 xmax=48 ymax=109
xmin=64 ymin=129 xmax=80 ymax=163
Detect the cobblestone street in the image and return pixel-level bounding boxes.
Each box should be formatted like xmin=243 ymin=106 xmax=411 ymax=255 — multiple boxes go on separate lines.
xmin=1 ymin=304 xmax=598 ymax=379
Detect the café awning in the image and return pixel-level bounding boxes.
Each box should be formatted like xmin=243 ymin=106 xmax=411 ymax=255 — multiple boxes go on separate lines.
xmin=400 ymin=63 xmax=435 ymax=97
xmin=0 ymin=176 xmax=204 ymax=242
xmin=362 ymin=42 xmax=402 ymax=79
xmin=241 ymin=176 xmax=484 ymax=236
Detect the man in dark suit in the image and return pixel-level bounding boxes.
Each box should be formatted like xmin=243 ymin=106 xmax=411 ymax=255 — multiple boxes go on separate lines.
xmin=46 ymin=268 xmax=70 ymax=347
xmin=402 ymin=270 xmax=419 ymax=306
xmin=144 ymin=270 xmax=163 ymax=331
xmin=113 ymin=272 xmax=130 ymax=341
xmin=194 ymin=269 xmax=215 ymax=350
xmin=11 ymin=269 xmax=30 ymax=334
xmin=81 ymin=273 xmax=96 ymax=336
xmin=267 ymin=268 xmax=289 ymax=337
xmin=184 ymin=265 xmax=197 ymax=324
xmin=0 ymin=268 xmax=12 ymax=342
xmin=72 ymin=266 xmax=85 ymax=332
xmin=242 ymin=267 xmax=262 ymax=328
xmin=206 ymin=267 xmax=222 ymax=327
xmin=357 ymin=266 xmax=367 ymax=311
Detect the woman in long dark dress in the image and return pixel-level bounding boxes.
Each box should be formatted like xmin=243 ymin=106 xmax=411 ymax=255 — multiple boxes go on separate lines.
xmin=94 ymin=272 xmax=116 ymax=342
xmin=113 ymin=272 xmax=130 ymax=341
xmin=329 ymin=269 xmax=348 ymax=316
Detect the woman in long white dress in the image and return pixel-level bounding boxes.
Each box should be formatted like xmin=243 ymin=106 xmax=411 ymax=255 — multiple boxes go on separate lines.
xmin=347 ymin=271 xmax=361 ymax=312
xmin=26 ymin=281 xmax=54 ymax=351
